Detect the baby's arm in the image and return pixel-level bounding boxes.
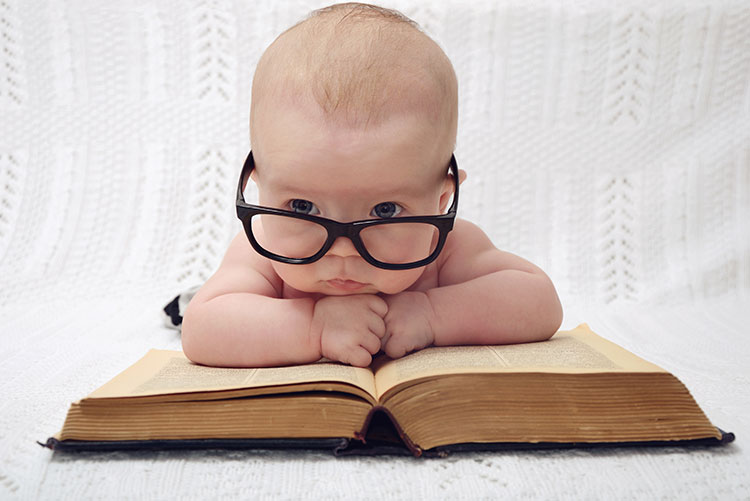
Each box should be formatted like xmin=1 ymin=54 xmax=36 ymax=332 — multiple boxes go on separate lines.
xmin=182 ymin=232 xmax=386 ymax=367
xmin=381 ymin=219 xmax=562 ymax=357
xmin=181 ymin=233 xmax=317 ymax=367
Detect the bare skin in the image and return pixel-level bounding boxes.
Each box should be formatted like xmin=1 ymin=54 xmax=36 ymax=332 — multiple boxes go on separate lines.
xmin=182 ymin=4 xmax=562 ymax=368
xmin=181 ymin=99 xmax=563 ymax=367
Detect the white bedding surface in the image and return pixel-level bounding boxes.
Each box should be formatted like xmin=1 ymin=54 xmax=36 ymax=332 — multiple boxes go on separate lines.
xmin=2 ymin=295 xmax=748 ymax=499
xmin=1 ymin=0 xmax=748 ymax=498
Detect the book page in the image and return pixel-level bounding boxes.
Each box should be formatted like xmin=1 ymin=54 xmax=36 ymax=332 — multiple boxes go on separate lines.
xmin=373 ymin=324 xmax=665 ymax=398
xmin=88 ymin=350 xmax=377 ymax=400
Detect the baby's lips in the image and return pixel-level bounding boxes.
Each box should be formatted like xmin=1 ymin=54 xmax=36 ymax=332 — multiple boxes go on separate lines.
xmin=326 ymin=278 xmax=367 ymax=292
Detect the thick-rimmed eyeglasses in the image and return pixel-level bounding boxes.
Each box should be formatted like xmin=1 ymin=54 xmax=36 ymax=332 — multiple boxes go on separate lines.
xmin=235 ymin=151 xmax=459 ymax=270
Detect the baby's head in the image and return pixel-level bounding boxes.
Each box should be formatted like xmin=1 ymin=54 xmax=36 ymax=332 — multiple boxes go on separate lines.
xmin=245 ymin=2 xmax=461 ymax=296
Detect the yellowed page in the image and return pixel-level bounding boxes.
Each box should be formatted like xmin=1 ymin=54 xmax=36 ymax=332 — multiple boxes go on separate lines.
xmin=373 ymin=324 xmax=666 ymax=398
xmin=88 ymin=350 xmax=377 ymax=400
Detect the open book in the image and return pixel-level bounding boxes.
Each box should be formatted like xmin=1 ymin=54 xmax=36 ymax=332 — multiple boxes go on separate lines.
xmin=43 ymin=324 xmax=733 ymax=457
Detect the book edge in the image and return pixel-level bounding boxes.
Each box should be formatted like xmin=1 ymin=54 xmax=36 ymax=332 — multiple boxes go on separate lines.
xmin=39 ymin=427 xmax=734 ymax=457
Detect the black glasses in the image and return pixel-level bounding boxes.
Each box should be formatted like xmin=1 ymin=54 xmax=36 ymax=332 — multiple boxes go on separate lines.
xmin=235 ymin=151 xmax=459 ymax=270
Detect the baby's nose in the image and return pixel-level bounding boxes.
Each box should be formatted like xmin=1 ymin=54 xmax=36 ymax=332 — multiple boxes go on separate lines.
xmin=327 ymin=236 xmax=359 ymax=258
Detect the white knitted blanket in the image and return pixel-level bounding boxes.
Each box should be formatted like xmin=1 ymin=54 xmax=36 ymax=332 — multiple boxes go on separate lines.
xmin=1 ymin=0 xmax=748 ymax=498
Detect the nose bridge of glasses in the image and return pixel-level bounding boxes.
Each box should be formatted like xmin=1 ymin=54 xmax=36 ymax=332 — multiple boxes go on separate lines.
xmin=327 ymin=235 xmax=360 ymax=257
xmin=321 ymin=220 xmax=362 ymax=257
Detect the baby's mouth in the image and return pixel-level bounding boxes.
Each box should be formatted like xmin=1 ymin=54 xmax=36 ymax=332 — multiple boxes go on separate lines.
xmin=326 ymin=278 xmax=367 ymax=292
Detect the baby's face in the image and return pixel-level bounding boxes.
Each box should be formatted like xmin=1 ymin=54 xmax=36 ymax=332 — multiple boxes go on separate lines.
xmin=250 ymin=100 xmax=454 ymax=296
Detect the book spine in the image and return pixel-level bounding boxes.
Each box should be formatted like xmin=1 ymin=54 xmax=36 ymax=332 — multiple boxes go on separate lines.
xmin=354 ymin=406 xmax=423 ymax=457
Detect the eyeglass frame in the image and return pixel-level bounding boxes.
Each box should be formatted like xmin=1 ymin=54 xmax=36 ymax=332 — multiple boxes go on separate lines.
xmin=235 ymin=151 xmax=459 ymax=270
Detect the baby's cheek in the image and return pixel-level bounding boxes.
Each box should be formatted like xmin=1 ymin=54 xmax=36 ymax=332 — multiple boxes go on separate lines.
xmin=271 ymin=262 xmax=318 ymax=293
xmin=373 ymin=269 xmax=425 ymax=295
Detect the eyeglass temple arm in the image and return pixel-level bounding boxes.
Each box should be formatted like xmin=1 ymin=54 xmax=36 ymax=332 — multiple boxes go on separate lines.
xmin=237 ymin=151 xmax=256 ymax=203
xmin=447 ymin=154 xmax=459 ymax=212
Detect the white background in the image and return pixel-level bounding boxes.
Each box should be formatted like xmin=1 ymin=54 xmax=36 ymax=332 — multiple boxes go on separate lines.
xmin=0 ymin=0 xmax=748 ymax=498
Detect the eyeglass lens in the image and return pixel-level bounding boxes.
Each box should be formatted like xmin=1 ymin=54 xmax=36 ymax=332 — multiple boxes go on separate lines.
xmin=252 ymin=214 xmax=439 ymax=265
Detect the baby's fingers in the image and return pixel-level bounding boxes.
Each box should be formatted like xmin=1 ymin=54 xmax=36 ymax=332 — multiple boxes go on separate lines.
xmin=367 ymin=312 xmax=386 ymax=340
xmin=365 ymin=295 xmax=388 ymax=318
xmin=380 ymin=330 xmax=391 ymax=352
xmin=359 ymin=331 xmax=382 ymax=356
xmin=346 ymin=346 xmax=373 ymax=368
xmin=383 ymin=337 xmax=409 ymax=359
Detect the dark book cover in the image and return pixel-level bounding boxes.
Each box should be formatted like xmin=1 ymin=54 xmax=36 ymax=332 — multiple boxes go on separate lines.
xmin=41 ymin=407 xmax=735 ymax=457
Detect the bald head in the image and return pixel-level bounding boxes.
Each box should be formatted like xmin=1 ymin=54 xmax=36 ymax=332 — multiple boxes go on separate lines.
xmin=250 ymin=3 xmax=457 ymax=146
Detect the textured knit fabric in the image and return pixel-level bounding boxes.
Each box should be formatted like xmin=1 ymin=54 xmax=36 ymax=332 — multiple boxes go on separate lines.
xmin=1 ymin=0 xmax=749 ymax=499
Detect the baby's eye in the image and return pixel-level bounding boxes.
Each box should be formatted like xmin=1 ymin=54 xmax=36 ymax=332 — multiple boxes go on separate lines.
xmin=371 ymin=202 xmax=402 ymax=219
xmin=289 ymin=199 xmax=320 ymax=215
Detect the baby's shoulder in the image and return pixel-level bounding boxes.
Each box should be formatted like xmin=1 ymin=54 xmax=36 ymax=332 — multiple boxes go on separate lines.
xmin=436 ymin=218 xmax=546 ymax=286
xmin=440 ymin=218 xmax=495 ymax=257
xmin=220 ymin=230 xmax=284 ymax=296
xmin=433 ymin=218 xmax=506 ymax=286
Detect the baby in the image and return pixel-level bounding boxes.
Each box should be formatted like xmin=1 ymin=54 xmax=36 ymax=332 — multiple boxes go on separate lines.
xmin=181 ymin=2 xmax=563 ymax=368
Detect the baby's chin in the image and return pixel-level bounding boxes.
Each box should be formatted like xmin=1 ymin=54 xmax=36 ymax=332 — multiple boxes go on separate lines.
xmin=300 ymin=280 xmax=413 ymax=297
xmin=318 ymin=279 xmax=386 ymax=296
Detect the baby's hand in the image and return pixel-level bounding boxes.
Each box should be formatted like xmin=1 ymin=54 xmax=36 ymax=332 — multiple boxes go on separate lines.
xmin=311 ymin=295 xmax=388 ymax=367
xmin=381 ymin=291 xmax=436 ymax=359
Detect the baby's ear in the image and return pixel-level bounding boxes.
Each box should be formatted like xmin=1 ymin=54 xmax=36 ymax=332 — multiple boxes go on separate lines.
xmin=438 ymin=169 xmax=466 ymax=212
xmin=457 ymin=169 xmax=467 ymax=185
xmin=241 ymin=169 xmax=259 ymax=196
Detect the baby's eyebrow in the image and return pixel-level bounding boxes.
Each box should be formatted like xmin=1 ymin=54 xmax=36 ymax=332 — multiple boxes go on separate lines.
xmin=267 ymin=176 xmax=427 ymax=200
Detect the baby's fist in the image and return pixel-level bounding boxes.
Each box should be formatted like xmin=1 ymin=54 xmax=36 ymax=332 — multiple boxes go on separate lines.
xmin=381 ymin=291 xmax=436 ymax=359
xmin=312 ymin=294 xmax=388 ymax=367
